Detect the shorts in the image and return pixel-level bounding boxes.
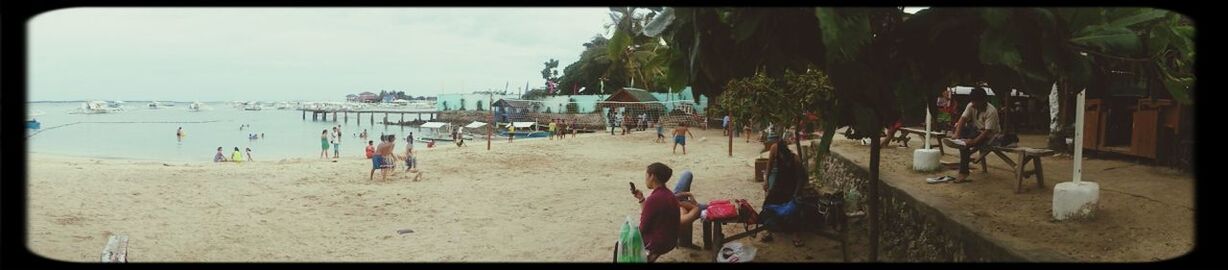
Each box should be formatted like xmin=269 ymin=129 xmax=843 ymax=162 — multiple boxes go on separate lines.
xmin=658 ymin=133 xmax=665 ymax=139
xmin=674 ymin=135 xmax=686 ymax=145
xmin=372 ymin=156 xmax=384 ymax=169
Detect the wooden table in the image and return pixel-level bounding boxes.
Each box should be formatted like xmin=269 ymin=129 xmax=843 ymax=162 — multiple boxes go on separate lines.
xmin=943 ymin=139 xmax=1056 ymax=193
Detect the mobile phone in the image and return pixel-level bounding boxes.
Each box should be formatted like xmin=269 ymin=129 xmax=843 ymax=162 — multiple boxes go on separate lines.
xmin=629 ymin=182 xmax=637 ymax=193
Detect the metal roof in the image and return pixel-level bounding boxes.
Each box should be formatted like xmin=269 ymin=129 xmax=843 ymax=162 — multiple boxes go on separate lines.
xmin=420 ymin=122 xmax=448 ymax=128
xmin=465 ymin=121 xmax=487 ymax=128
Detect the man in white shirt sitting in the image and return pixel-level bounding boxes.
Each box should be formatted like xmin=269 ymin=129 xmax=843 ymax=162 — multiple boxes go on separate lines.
xmin=951 ymin=87 xmax=1001 ymax=183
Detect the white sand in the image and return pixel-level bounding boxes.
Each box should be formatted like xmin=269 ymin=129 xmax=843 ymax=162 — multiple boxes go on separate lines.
xmin=28 ymin=129 xmax=853 ymax=262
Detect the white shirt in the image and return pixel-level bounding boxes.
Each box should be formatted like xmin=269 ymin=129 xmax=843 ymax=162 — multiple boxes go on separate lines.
xmin=961 ymin=103 xmax=1000 ymax=135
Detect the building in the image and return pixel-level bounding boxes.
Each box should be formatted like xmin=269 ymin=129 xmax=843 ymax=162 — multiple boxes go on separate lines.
xmin=356 ymin=92 xmax=378 ymax=103
xmin=346 ymin=94 xmax=359 ymax=102
xmin=435 ymin=93 xmax=519 ymax=111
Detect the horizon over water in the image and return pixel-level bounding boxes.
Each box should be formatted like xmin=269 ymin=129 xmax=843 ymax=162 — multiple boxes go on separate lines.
xmin=27 ymin=102 xmax=438 ymax=162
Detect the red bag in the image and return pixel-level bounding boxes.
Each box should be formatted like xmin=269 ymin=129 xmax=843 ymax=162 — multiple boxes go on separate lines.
xmin=734 ymin=199 xmax=760 ymax=225
xmin=707 ymin=200 xmax=738 ymax=221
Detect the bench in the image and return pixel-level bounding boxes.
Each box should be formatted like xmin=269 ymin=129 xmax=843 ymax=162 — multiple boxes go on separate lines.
xmin=698 ymin=194 xmax=852 ymax=262
xmin=899 ymin=127 xmax=947 ymax=154
xmin=942 ymin=139 xmax=1056 ymax=193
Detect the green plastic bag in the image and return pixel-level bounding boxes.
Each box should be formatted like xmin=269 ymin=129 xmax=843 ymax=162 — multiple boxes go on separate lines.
xmin=617 ymin=217 xmax=646 ymax=263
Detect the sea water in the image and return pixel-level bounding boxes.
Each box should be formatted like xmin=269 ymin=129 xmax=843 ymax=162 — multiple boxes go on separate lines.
xmin=27 ymin=102 xmax=434 ymax=162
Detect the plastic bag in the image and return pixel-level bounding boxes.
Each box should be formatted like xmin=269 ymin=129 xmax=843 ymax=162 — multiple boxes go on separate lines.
xmin=616 ymin=217 xmax=646 ymax=263
xmin=716 ymin=242 xmax=757 ymax=263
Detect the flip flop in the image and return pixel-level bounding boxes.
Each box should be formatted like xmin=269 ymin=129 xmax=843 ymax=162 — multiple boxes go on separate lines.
xmin=926 ymin=176 xmax=954 ymax=184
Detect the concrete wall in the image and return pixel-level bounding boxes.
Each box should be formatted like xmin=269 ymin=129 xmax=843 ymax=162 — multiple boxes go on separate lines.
xmin=436 ymin=94 xmax=518 ymax=111
xmin=812 ymin=148 xmax=1073 ymax=262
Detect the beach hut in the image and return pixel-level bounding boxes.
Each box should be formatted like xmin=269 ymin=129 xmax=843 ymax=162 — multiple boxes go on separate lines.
xmin=599 ymin=88 xmax=666 ymax=123
xmin=493 ymin=99 xmax=538 ymax=123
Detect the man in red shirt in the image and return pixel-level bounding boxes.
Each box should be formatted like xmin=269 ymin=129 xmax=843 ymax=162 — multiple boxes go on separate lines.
xmin=631 ymin=162 xmax=680 ymax=262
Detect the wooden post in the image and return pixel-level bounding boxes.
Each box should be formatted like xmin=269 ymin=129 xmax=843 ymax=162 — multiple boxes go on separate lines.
xmin=728 ymin=114 xmax=733 ymax=157
xmin=401 ymin=113 xmax=405 ymax=125
xmin=100 ymin=234 xmax=128 ymax=263
xmin=869 ymin=134 xmax=881 ymax=262
xmin=302 ymin=110 xmax=306 ymax=120
xmin=333 ymin=112 xmax=338 ymax=122
xmin=313 ymin=112 xmax=318 ymax=121
xmin=357 ymin=112 xmax=361 ymax=124
xmin=384 ymin=113 xmax=389 ymax=126
xmin=345 ymin=111 xmax=349 ymax=123
xmin=488 ymin=94 xmax=493 ymax=151
xmin=370 ymin=113 xmax=374 ymax=126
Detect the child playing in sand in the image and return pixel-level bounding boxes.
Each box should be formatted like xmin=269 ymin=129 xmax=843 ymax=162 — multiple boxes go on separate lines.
xmin=245 ymin=147 xmax=254 ymax=161
xmin=672 ymin=122 xmax=695 ymax=155
xmin=214 ymin=147 xmax=228 ymax=162
xmin=402 ymin=146 xmax=417 ymax=172
xmin=230 ymin=147 xmax=244 ymax=163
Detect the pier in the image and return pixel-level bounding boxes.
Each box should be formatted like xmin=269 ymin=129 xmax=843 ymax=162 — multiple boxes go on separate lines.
xmin=300 ymin=108 xmax=440 ymax=125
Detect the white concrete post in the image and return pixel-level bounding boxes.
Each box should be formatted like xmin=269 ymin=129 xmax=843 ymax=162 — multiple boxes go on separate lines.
xmin=914 ymin=104 xmax=940 ymax=171
xmin=1053 ymin=89 xmax=1099 ymax=221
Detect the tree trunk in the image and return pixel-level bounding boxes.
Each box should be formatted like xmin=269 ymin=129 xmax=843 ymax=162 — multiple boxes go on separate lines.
xmin=1046 ymin=81 xmax=1065 ymax=150
xmin=869 ymin=132 xmax=880 ymax=262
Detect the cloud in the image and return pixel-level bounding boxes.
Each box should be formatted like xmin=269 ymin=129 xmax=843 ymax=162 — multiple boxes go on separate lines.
xmin=28 ymin=7 xmax=612 ymax=101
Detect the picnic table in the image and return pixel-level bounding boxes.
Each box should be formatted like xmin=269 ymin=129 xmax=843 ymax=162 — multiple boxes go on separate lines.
xmin=942 ymin=139 xmax=1056 ymax=193
xmin=899 ymin=127 xmax=948 ymax=154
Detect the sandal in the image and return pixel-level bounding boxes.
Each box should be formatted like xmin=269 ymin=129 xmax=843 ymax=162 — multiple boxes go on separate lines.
xmin=926 ymin=176 xmax=955 ymax=184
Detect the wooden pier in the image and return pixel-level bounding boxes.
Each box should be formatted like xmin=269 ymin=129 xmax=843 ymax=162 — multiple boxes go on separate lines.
xmin=300 ymin=108 xmax=440 ymax=125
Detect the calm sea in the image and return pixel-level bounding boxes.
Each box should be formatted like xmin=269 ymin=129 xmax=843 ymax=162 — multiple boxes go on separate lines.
xmin=27 ymin=102 xmax=436 ymax=162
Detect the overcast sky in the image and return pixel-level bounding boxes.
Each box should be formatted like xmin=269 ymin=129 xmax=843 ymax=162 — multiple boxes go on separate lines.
xmin=28 ymin=8 xmax=612 ymax=102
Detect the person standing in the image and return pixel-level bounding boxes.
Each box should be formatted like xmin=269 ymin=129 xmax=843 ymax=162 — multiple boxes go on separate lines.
xmin=608 ymin=110 xmax=617 ymax=135
xmin=672 ymin=122 xmax=695 ymax=155
xmin=320 ymin=129 xmax=330 ymax=159
xmin=332 ymin=139 xmax=341 ymax=159
xmin=245 ymin=147 xmax=254 ymax=162
xmin=549 ymin=119 xmax=557 ymax=140
xmin=508 ymin=124 xmax=515 ymax=143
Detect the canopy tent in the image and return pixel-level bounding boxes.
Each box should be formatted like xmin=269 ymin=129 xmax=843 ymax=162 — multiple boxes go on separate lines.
xmin=420 ymin=122 xmax=448 ymax=128
xmin=511 ymin=122 xmax=536 ymax=128
xmin=465 ymin=121 xmax=488 ymax=128
xmin=950 ymin=86 xmax=1030 ymax=97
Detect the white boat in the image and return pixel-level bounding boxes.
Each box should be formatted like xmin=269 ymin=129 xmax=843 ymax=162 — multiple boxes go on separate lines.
xmin=148 ymin=101 xmax=161 ymax=109
xmin=416 ymin=122 xmax=474 ymax=142
xmin=276 ymin=102 xmax=292 ymax=110
xmin=188 ymin=101 xmax=204 ymax=112
xmin=244 ymin=103 xmax=263 ymax=111
xmin=73 ymin=101 xmax=115 ymax=114
xmin=162 ymin=102 xmax=177 ymax=107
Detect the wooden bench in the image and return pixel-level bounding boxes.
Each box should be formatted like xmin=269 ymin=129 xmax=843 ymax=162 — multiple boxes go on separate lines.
xmin=942 ymin=139 xmax=1056 ymax=193
xmin=899 ymin=127 xmax=947 ymax=154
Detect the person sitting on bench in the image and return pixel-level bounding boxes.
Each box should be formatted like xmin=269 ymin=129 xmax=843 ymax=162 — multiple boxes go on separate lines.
xmin=760 ymin=138 xmax=806 ymax=247
xmin=951 ymin=87 xmax=1001 ymax=183
xmin=630 ymin=162 xmax=681 ymax=262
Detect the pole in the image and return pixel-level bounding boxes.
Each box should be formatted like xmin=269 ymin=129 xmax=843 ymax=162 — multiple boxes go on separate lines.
xmin=1073 ymin=89 xmax=1085 ymax=183
xmin=869 ymin=134 xmax=881 ymax=262
xmin=728 ymin=114 xmax=733 ymax=157
xmin=925 ymin=104 xmax=932 ymax=149
xmin=488 ymin=93 xmax=493 ymax=151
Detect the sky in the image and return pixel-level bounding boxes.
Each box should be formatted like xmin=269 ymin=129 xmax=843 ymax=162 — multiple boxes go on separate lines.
xmin=28 ymin=8 xmax=613 ymax=102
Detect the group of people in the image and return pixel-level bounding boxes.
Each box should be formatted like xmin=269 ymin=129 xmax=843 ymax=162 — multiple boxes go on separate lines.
xmin=547 ymin=118 xmax=576 ymax=140
xmin=365 ymin=133 xmax=418 ymax=181
xmin=214 ymin=146 xmax=253 ymax=162
xmin=630 ymin=140 xmax=806 ymax=262
xmin=320 ymin=125 xmax=345 ymax=159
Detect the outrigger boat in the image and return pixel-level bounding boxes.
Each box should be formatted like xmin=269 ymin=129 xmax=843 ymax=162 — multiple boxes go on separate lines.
xmin=416 ymin=122 xmax=474 ymax=142
xmin=497 ymin=122 xmax=548 ymax=138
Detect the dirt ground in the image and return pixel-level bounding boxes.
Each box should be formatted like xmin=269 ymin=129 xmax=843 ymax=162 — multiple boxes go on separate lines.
xmin=827 ymin=130 xmax=1194 ymax=262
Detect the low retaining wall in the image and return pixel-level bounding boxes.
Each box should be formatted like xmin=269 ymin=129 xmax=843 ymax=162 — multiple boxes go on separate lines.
xmin=813 ymin=148 xmax=1072 ymax=262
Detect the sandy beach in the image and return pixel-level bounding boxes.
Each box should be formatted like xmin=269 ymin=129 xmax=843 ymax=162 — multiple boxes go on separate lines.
xmin=28 ymin=128 xmax=856 ymax=262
